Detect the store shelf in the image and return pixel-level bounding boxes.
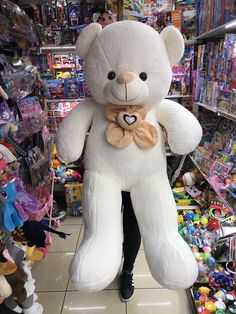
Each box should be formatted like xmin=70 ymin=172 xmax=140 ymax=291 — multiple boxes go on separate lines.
xmin=176 ymin=205 xmax=199 ymax=211
xmin=189 ymin=156 xmax=234 ymax=213
xmin=194 ymin=102 xmax=236 ymax=122
xmin=166 ymin=95 xmax=191 ymax=99
xmin=194 ymin=102 xmax=217 ymax=113
xmin=40 ymin=45 xmax=75 ymax=52
xmin=46 ymin=98 xmax=83 ymax=102
xmin=53 ymin=66 xmax=75 ymax=70
xmin=184 ymin=39 xmax=197 ymax=46
xmin=197 ymin=19 xmax=236 ymax=40
xmin=217 ymin=109 xmax=236 ymax=122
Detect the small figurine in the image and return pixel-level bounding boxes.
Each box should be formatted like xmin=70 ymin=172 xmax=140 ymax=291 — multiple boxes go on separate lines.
xmin=68 ymin=5 xmax=80 ymax=27
xmin=56 ymin=0 xmax=68 ymax=29
xmin=95 ymin=9 xmax=115 ymax=28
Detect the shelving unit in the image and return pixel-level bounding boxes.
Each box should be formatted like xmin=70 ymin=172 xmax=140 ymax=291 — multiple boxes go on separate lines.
xmin=185 ymin=17 xmax=236 ymax=314
xmin=217 ymin=109 xmax=236 ymax=123
xmin=197 ymin=19 xmax=236 ymax=40
xmin=166 ymin=95 xmax=192 ymax=99
xmin=194 ymin=102 xmax=217 ymax=113
xmin=176 ymin=205 xmax=199 ymax=211
xmin=194 ymin=102 xmax=236 ymax=122
xmin=40 ymin=45 xmax=76 ymax=52
xmin=46 ymin=98 xmax=82 ymax=102
xmin=189 ymin=156 xmax=234 ymax=214
xmin=184 ymin=39 xmax=197 ymax=46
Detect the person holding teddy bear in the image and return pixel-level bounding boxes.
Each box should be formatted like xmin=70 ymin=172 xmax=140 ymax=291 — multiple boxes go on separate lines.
xmin=94 ymin=8 xmax=141 ymax=302
xmin=57 ymin=8 xmax=202 ymax=304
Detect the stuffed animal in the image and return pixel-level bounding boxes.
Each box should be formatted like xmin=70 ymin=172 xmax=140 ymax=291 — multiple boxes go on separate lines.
xmin=0 ymin=243 xmax=16 ymax=304
xmin=56 ymin=21 xmax=202 ymax=292
xmin=3 ymin=239 xmax=43 ymax=314
xmin=0 ymin=241 xmax=27 ymax=309
xmin=0 ymin=178 xmax=24 ymax=232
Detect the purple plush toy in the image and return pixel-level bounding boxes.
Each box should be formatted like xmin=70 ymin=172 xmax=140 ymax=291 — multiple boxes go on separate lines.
xmin=14 ymin=177 xmax=41 ymax=221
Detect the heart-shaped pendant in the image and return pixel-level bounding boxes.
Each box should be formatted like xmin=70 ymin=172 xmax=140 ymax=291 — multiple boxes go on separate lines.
xmin=123 ymin=114 xmax=137 ymax=125
xmin=117 ymin=111 xmax=141 ymax=130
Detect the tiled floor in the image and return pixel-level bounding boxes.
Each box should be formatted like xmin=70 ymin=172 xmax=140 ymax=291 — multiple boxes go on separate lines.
xmin=32 ymin=216 xmax=193 ymax=314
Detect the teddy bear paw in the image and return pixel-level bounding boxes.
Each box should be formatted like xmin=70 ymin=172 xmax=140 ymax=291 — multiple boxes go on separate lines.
xmin=70 ymin=244 xmax=122 ymax=292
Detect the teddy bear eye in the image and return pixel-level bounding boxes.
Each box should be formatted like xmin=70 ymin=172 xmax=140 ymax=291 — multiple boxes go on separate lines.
xmin=139 ymin=72 xmax=147 ymax=81
xmin=1 ymin=191 xmax=7 ymax=199
xmin=108 ymin=71 xmax=116 ymax=80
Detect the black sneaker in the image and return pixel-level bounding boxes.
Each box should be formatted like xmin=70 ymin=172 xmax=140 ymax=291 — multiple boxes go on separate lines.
xmin=120 ymin=271 xmax=134 ymax=302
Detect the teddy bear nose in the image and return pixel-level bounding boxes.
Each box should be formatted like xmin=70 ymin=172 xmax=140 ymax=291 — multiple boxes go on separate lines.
xmin=117 ymin=72 xmax=134 ymax=84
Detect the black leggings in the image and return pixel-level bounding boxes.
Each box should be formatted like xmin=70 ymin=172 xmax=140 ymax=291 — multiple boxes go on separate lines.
xmin=122 ymin=191 xmax=141 ymax=272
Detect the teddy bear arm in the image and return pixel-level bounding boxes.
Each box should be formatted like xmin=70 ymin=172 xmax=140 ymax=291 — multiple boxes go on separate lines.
xmin=56 ymin=100 xmax=95 ymax=163
xmin=156 ymin=100 xmax=202 ymax=155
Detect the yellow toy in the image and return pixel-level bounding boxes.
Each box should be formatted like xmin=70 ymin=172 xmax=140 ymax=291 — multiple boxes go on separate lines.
xmin=56 ymin=71 xmax=71 ymax=80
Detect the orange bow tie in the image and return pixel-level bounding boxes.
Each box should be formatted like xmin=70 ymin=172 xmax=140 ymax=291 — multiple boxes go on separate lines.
xmin=104 ymin=105 xmax=158 ymax=149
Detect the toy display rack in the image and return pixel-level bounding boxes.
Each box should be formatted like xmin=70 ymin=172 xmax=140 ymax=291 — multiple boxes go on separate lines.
xmin=189 ymin=155 xmax=234 ymax=214
xmin=197 ymin=19 xmax=236 ymax=40
xmin=185 ymin=20 xmax=236 ymax=312
xmin=40 ymin=45 xmax=76 ymax=53
xmin=194 ymin=102 xmax=236 ymax=123
xmin=166 ymin=94 xmax=192 ymax=99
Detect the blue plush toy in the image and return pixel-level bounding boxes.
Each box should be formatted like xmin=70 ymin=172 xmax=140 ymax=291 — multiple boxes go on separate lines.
xmin=0 ymin=179 xmax=23 ymax=232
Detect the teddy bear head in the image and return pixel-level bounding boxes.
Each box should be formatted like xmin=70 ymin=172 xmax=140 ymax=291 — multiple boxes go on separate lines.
xmin=76 ymin=21 xmax=184 ymax=108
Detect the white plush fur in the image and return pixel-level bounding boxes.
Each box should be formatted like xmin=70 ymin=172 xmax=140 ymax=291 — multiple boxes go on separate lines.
xmin=0 ymin=275 xmax=12 ymax=299
xmin=56 ymin=21 xmax=202 ymax=292
xmin=76 ymin=23 xmax=102 ymax=59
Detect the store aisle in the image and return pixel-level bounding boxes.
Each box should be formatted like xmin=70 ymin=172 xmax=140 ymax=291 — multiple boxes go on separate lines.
xmin=32 ymin=216 xmax=192 ymax=314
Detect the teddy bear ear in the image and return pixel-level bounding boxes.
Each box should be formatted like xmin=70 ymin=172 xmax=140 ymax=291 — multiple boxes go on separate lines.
xmin=75 ymin=23 xmax=102 ymax=59
xmin=160 ymin=26 xmax=184 ymax=66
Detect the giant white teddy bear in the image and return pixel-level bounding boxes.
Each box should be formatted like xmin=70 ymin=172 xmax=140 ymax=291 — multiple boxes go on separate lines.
xmin=56 ymin=21 xmax=202 ymax=292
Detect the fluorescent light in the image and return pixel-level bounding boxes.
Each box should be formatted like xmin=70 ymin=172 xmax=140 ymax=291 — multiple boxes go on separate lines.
xmin=67 ymin=306 xmax=106 ymax=310
xmin=225 ymin=20 xmax=236 ymax=29
xmin=138 ymin=302 xmax=171 ymax=306
xmin=134 ymin=274 xmax=152 ymax=277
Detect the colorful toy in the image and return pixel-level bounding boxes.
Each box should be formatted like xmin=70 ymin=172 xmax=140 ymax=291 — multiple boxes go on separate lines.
xmin=207 ymin=218 xmax=220 ymax=231
xmin=57 ymin=21 xmax=202 ymax=291
xmin=56 ymin=71 xmax=71 ymax=80
xmin=182 ymin=6 xmax=197 ymax=40
xmin=64 ymin=77 xmax=83 ymax=99
xmin=14 ymin=177 xmax=41 ymax=221
xmin=0 ymin=178 xmax=23 ymax=232
xmin=16 ymin=96 xmax=48 ymax=135
xmin=205 ymin=302 xmax=217 ymax=312
xmin=184 ymin=211 xmax=195 ymax=221
xmin=68 ymin=3 xmax=81 ymax=27
xmin=198 ymin=286 xmax=211 ymax=295
xmin=56 ymin=0 xmax=68 ymax=29
xmin=44 ymin=79 xmax=65 ymax=99
xmin=201 ymin=217 xmax=208 ymax=226
xmin=182 ymin=171 xmax=197 ymax=187
xmin=3 ymin=239 xmax=43 ymax=314
xmin=65 ymin=182 xmax=83 ymax=216
xmin=96 ymin=9 xmax=115 ymax=29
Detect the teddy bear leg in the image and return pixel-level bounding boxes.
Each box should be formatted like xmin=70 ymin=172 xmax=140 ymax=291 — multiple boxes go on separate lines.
xmin=70 ymin=171 xmax=123 ymax=292
xmin=131 ymin=174 xmax=198 ymax=290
